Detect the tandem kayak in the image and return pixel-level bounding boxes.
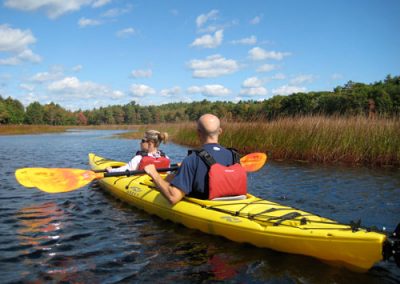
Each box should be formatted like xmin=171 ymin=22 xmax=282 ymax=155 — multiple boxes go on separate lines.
xmin=89 ymin=153 xmax=399 ymax=272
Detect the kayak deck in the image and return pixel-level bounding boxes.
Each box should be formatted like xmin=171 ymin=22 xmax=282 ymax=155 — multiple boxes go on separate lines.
xmin=89 ymin=153 xmax=387 ymax=272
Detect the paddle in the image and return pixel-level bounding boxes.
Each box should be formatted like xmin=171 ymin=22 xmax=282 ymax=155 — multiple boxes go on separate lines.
xmin=15 ymin=166 xmax=178 ymax=194
xmin=240 ymin=152 xmax=267 ymax=172
xmin=15 ymin=152 xmax=267 ymax=194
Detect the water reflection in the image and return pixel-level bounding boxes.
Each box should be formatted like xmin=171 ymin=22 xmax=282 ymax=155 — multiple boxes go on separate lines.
xmin=17 ymin=202 xmax=63 ymax=247
xmin=15 ymin=202 xmax=81 ymax=282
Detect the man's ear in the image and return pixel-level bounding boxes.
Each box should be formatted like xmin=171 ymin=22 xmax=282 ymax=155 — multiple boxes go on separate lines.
xmin=218 ymin=128 xmax=222 ymax=135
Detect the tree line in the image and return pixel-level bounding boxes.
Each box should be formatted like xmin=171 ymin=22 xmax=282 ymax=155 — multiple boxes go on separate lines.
xmin=1 ymin=75 xmax=399 ymax=125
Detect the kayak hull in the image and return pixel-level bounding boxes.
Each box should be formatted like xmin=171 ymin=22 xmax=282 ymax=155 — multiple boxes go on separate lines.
xmin=89 ymin=153 xmax=386 ymax=272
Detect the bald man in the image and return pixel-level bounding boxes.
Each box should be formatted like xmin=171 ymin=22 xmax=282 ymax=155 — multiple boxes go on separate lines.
xmin=144 ymin=113 xmax=238 ymax=205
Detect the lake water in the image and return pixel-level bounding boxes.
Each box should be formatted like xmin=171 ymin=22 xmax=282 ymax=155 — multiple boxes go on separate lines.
xmin=0 ymin=130 xmax=399 ymax=283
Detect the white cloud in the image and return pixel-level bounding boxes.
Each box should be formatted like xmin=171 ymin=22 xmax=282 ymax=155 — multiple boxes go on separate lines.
xmin=129 ymin=84 xmax=156 ymax=97
xmin=191 ymin=29 xmax=223 ymax=48
xmin=242 ymin=77 xmax=263 ymax=88
xmin=30 ymin=70 xmax=63 ymax=83
xmin=0 ymin=49 xmax=41 ymax=65
xmin=17 ymin=49 xmax=41 ymax=62
xmin=256 ymin=64 xmax=276 ymax=73
xmin=188 ymin=54 xmax=239 ymax=78
xmin=92 ymin=0 xmax=110 ymax=8
xmin=31 ymin=72 xmax=55 ymax=82
xmin=20 ymin=83 xmax=35 ymax=92
xmin=249 ymin=47 xmax=291 ymax=61
xmin=250 ymin=15 xmax=262 ymax=25
xmin=160 ymin=86 xmax=181 ymax=97
xmin=116 ymin=27 xmax=135 ymax=38
xmin=0 ymin=25 xmax=40 ymax=65
xmin=196 ymin=9 xmax=219 ymax=28
xmin=48 ymin=76 xmax=124 ymax=99
xmin=290 ymin=74 xmax=314 ymax=85
xmin=187 ymin=84 xmax=231 ymax=97
xmin=240 ymin=86 xmax=268 ymax=96
xmin=72 ymin=65 xmax=83 ymax=72
xmin=0 ymin=24 xmax=36 ymax=52
xmin=272 ymin=85 xmax=307 ymax=96
xmin=270 ymin=73 xmax=286 ymax=80
xmin=78 ymin=17 xmax=101 ymax=27
xmin=101 ymin=5 xmax=132 ymax=18
xmin=231 ymin=35 xmax=257 ymax=45
xmin=4 ymin=0 xmax=93 ymax=19
xmin=131 ymin=69 xmax=152 ymax=78
xmin=240 ymin=76 xmax=268 ymax=96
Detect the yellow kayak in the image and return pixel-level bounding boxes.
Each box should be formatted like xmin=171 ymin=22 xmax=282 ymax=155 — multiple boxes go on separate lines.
xmin=89 ymin=153 xmax=390 ymax=272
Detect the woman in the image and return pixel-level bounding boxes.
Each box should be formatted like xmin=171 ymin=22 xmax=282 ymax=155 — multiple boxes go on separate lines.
xmin=106 ymin=130 xmax=170 ymax=173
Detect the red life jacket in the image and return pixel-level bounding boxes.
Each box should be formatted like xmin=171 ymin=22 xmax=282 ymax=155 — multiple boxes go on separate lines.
xmin=195 ymin=149 xmax=247 ymax=200
xmin=137 ymin=151 xmax=170 ymax=170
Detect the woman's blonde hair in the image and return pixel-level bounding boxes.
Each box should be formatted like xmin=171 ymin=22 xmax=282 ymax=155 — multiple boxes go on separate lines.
xmin=143 ymin=130 xmax=168 ymax=147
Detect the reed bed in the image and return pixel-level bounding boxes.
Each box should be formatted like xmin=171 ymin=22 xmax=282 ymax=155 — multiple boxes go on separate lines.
xmin=2 ymin=117 xmax=399 ymax=166
xmin=172 ymin=116 xmax=400 ymax=167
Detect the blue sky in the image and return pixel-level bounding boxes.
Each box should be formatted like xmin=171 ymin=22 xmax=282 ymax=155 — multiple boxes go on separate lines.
xmin=0 ymin=0 xmax=399 ymax=111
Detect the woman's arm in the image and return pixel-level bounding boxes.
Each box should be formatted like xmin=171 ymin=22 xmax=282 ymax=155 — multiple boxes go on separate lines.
xmin=107 ymin=155 xmax=142 ymax=172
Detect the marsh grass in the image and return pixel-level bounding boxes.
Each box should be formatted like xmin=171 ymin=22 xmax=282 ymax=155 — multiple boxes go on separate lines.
xmin=2 ymin=117 xmax=399 ymax=166
xmin=0 ymin=125 xmax=68 ymax=135
xmin=172 ymin=116 xmax=400 ymax=166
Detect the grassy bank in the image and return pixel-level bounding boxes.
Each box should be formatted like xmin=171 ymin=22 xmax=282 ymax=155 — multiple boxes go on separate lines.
xmin=172 ymin=116 xmax=400 ymax=167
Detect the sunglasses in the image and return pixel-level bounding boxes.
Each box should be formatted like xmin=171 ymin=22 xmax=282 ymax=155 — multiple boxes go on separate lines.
xmin=141 ymin=139 xmax=148 ymax=143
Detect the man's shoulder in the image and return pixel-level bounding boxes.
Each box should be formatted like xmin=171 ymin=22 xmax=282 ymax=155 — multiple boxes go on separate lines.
xmin=182 ymin=151 xmax=199 ymax=165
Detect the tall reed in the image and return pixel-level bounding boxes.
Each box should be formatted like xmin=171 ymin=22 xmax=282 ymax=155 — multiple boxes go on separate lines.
xmin=172 ymin=116 xmax=400 ymax=166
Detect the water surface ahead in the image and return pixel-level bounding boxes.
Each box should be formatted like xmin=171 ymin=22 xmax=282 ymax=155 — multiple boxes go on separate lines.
xmin=0 ymin=130 xmax=399 ymax=283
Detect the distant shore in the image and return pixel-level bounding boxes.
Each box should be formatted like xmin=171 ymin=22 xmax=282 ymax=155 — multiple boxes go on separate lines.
xmin=2 ymin=116 xmax=399 ymax=167
xmin=0 ymin=124 xmax=139 ymax=135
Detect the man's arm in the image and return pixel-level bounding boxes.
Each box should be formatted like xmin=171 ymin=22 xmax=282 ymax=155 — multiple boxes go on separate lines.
xmin=144 ymin=164 xmax=185 ymax=205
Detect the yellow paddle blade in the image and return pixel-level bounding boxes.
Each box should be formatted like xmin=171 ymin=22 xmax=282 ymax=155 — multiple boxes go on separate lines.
xmin=15 ymin=168 xmax=100 ymax=193
xmin=240 ymin=152 xmax=267 ymax=172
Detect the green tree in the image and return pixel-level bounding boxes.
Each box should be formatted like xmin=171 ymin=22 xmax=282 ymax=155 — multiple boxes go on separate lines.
xmin=4 ymin=97 xmax=25 ymax=124
xmin=0 ymin=99 xmax=10 ymax=123
xmin=25 ymin=102 xmax=44 ymax=124
xmin=43 ymin=102 xmax=68 ymax=125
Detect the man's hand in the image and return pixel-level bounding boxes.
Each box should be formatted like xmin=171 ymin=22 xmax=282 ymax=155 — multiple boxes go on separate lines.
xmin=144 ymin=164 xmax=158 ymax=177
xmin=143 ymin=164 xmax=185 ymax=205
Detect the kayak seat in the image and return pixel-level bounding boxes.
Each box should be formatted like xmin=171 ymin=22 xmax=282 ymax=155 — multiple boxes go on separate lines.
xmin=211 ymin=195 xmax=247 ymax=201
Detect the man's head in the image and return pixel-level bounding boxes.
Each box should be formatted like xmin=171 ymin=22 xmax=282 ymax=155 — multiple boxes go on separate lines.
xmin=197 ymin=114 xmax=222 ymax=142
